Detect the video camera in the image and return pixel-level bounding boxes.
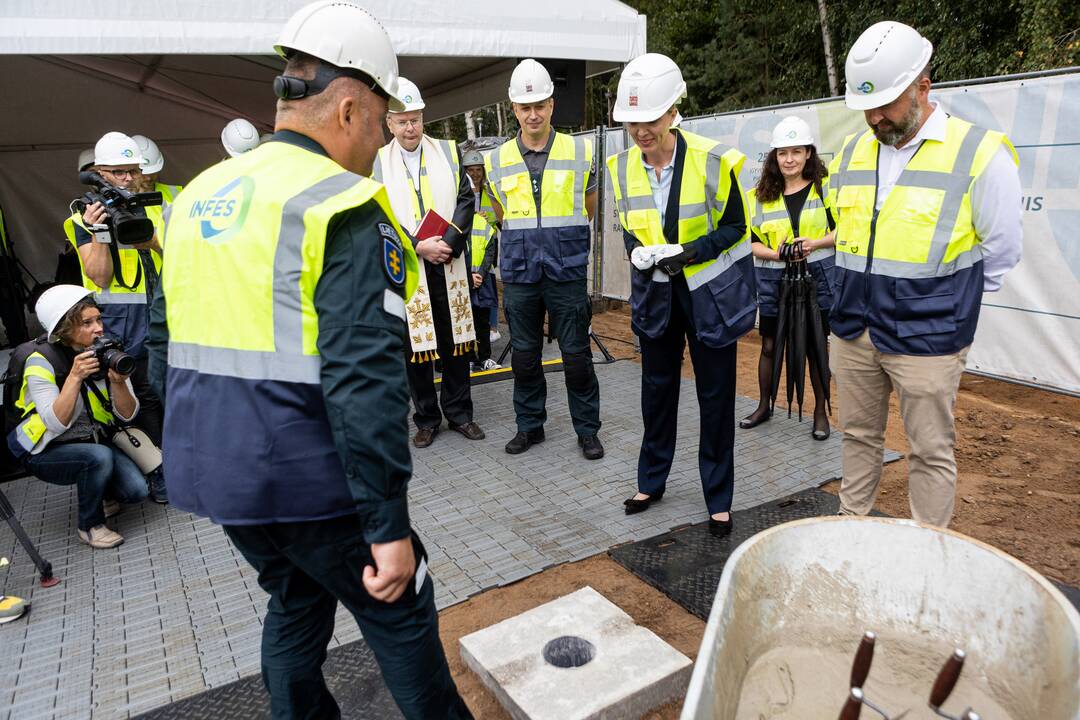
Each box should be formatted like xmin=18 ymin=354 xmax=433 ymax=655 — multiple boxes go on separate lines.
xmin=73 ymin=171 xmax=162 ymax=246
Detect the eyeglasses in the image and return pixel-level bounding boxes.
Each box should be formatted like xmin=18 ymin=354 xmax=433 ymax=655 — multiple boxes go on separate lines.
xmin=389 ymin=117 xmax=423 ymax=129
xmin=100 ymin=168 xmax=142 ymax=180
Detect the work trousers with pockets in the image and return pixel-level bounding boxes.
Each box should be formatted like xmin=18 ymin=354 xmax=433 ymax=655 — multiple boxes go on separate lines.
xmin=830 ymin=329 xmax=970 ymax=527
xmin=502 ymin=276 xmax=600 ymax=437
xmin=223 ymin=516 xmax=473 ymax=720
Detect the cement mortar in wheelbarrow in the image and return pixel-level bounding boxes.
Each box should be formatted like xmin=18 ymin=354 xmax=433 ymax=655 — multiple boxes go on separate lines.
xmin=680 ymin=516 xmax=1080 ymax=719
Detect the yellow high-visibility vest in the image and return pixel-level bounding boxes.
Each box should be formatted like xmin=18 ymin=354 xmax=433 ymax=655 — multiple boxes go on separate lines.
xmin=162 ymin=139 xmax=418 ymax=384
xmin=607 ymin=129 xmax=750 ymax=289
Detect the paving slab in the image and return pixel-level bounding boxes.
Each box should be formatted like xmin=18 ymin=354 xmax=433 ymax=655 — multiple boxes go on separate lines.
xmin=460 ymin=586 xmax=691 ymax=720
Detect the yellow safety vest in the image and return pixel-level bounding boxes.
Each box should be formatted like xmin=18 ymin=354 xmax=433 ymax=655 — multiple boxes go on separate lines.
xmin=469 ymin=213 xmax=496 ymax=272
xmin=8 ymin=349 xmax=114 ymax=457
xmin=0 ymin=203 xmax=10 ymax=255
xmin=64 ymin=212 xmax=161 ymax=298
xmin=372 ymin=138 xmax=460 ymax=227
xmin=827 ymin=115 xmax=1017 ymax=354
xmin=607 ymin=129 xmax=750 ymax=288
xmin=606 ymin=129 xmax=756 ymax=346
xmin=829 ymin=116 xmax=1015 ymax=279
xmin=163 ymin=139 xmax=418 ymax=384
xmin=146 ymin=181 xmax=184 ymax=245
xmin=485 ymin=132 xmax=591 ymax=231
xmin=746 ymin=180 xmax=834 ymax=267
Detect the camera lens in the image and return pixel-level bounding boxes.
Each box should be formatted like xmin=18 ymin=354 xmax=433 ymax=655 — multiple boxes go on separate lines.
xmin=105 ymin=350 xmax=136 ymax=376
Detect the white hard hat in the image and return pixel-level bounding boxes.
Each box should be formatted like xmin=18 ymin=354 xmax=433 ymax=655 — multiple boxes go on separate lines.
xmin=77 ymin=149 xmax=95 ymax=172
xmin=130 ymin=135 xmax=164 ymax=174
xmin=94 ymin=131 xmax=143 ymax=167
xmin=461 ymin=149 xmax=484 ymax=167
xmin=613 ymin=53 xmax=687 ymax=123
xmin=508 ymin=59 xmax=554 ymax=104
xmin=770 ymin=116 xmax=815 ymax=148
xmin=393 ymin=77 xmax=425 ymax=113
xmin=221 ymin=119 xmax=261 ymax=158
xmin=844 ymin=21 xmax=933 ymax=111
xmin=274 ymin=0 xmax=405 ymax=112
xmin=35 ymin=284 xmax=93 ymax=342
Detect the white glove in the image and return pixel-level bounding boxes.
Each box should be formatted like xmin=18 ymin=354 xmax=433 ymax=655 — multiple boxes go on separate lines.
xmin=652 ymin=244 xmax=685 ymax=261
xmin=631 ymin=245 xmax=656 ymax=271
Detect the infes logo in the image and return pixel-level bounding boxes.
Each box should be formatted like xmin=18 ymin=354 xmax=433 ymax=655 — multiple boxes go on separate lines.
xmin=190 ymin=176 xmax=255 ymax=243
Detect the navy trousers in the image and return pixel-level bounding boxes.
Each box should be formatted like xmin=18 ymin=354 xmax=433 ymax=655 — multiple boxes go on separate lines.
xmin=223 ymin=517 xmax=472 ymax=720
xmin=636 ymin=294 xmax=737 ymax=515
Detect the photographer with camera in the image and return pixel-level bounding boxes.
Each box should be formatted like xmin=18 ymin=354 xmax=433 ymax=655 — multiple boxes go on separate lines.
xmin=4 ymin=285 xmax=150 ymax=549
xmin=62 ymin=132 xmax=167 ymax=502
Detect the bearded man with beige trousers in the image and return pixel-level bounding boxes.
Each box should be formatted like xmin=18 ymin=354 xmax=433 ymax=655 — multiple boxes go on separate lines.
xmin=828 ymin=21 xmax=1023 ymax=526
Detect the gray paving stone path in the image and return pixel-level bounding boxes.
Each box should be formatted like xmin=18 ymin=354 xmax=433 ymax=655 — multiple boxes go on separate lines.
xmin=0 ymin=358 xmax=899 ymax=719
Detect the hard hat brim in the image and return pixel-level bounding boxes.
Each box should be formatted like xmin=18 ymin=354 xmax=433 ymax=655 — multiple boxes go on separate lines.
xmin=390 ymin=100 xmax=426 ymax=113
xmin=94 ymin=155 xmax=144 ymax=168
xmin=509 ymin=89 xmax=553 ymax=104
xmin=770 ymin=137 xmax=815 ymax=149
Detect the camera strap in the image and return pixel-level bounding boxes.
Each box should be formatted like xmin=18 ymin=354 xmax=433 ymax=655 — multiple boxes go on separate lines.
xmin=81 ymin=381 xmax=119 ymax=441
xmin=108 ymin=239 xmax=143 ymax=291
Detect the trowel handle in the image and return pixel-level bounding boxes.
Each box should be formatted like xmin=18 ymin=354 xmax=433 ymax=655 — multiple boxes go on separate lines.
xmin=929 ymin=649 xmax=966 ymax=707
xmin=850 ymin=631 xmax=876 ymax=687
xmin=839 ymin=687 xmax=863 ymax=720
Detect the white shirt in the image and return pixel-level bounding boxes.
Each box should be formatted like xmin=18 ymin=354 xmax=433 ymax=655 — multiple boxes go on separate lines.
xmin=876 ymin=102 xmax=1022 ymax=292
xmin=641 ymin=158 xmax=675 ymax=228
xmin=398 ymin=144 xmax=423 ymax=191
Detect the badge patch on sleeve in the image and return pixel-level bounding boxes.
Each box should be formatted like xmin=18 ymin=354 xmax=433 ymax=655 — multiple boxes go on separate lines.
xmin=379 ymin=222 xmax=406 ymax=286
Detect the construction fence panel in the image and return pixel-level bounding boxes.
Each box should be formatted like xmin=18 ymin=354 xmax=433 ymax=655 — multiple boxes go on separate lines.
xmin=590 ymin=71 xmax=1080 ymax=395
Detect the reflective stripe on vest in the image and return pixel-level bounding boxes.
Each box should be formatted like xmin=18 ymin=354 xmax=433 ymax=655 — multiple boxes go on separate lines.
xmin=828 ymin=117 xmax=1016 ymax=280
xmin=606 ymin=129 xmax=751 ymax=290
xmin=469 ymin=213 xmax=495 ymax=271
xmin=746 ymin=181 xmax=835 ymax=270
xmin=156 ymin=183 xmax=183 ymax=206
xmin=163 ymin=141 xmax=418 ymax=386
xmin=484 ymin=133 xmax=592 ymax=231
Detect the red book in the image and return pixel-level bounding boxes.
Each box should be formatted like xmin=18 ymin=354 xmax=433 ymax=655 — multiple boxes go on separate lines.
xmin=414 ymin=209 xmax=450 ymax=240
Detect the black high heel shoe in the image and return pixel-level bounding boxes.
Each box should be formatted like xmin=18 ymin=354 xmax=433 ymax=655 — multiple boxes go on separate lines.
xmin=623 ymin=491 xmax=664 ymax=515
xmin=739 ymin=409 xmax=771 ymax=429
xmin=812 ymin=417 xmax=830 ymax=441
xmin=708 ymin=515 xmax=733 ymax=537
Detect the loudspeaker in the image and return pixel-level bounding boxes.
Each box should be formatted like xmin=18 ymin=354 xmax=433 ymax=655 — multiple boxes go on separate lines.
xmin=530 ymin=58 xmax=586 ymax=128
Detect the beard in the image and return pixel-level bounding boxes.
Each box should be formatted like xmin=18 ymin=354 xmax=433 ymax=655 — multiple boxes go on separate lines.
xmin=872 ymin=92 xmax=923 ymax=147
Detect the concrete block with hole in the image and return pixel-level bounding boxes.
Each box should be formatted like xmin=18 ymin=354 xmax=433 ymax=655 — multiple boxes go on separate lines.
xmin=459 ymin=586 xmax=692 ymax=720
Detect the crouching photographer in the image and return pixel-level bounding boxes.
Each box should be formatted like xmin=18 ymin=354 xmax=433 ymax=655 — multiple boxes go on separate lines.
xmin=4 ymin=286 xmax=165 ymax=549
xmin=62 ymin=132 xmax=167 ymax=501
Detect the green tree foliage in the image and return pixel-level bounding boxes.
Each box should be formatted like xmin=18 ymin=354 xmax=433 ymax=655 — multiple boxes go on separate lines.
xmin=445 ymin=0 xmax=1078 ymax=136
xmin=584 ymin=0 xmax=1079 ymax=120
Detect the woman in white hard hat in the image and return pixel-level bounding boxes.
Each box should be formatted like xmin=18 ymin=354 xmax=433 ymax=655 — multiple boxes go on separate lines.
xmin=607 ymin=53 xmax=756 ymax=535
xmin=6 ymin=285 xmax=148 ymax=549
xmin=741 ymin=115 xmax=836 ymax=439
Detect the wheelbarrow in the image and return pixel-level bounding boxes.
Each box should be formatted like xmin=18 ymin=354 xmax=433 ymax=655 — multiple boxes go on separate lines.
xmin=680 ymin=516 xmax=1080 ymax=719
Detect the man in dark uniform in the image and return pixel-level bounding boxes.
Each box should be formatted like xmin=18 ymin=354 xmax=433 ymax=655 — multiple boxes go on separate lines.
xmin=147 ymin=2 xmax=472 ymax=718
xmin=485 ymin=59 xmax=604 ymax=460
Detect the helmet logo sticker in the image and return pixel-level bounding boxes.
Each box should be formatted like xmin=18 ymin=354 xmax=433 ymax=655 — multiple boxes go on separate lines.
xmin=788 ymin=129 xmax=797 ymax=138
xmin=122 ymin=149 xmax=134 ymax=158
xmin=858 ymin=81 xmax=874 ymax=94
xmin=628 ymin=86 xmax=638 ymax=107
xmin=525 ymin=83 xmax=533 ymax=92
xmin=403 ymin=94 xmax=413 ymax=102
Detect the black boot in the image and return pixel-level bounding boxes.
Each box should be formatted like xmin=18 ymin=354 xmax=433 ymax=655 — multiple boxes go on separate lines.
xmin=505 ymin=428 xmax=545 ymax=455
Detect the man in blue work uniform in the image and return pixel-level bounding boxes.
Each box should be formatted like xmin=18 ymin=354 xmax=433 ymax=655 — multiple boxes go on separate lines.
xmin=147 ymin=2 xmax=472 ymax=718
xmin=485 ymin=59 xmax=604 ymax=460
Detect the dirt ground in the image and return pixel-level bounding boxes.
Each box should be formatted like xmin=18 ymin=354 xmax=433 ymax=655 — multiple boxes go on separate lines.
xmin=443 ymin=303 xmax=1079 ymax=718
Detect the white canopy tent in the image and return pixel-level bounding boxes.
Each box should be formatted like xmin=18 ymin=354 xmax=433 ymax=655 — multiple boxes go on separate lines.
xmin=0 ymin=0 xmax=646 ymax=290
